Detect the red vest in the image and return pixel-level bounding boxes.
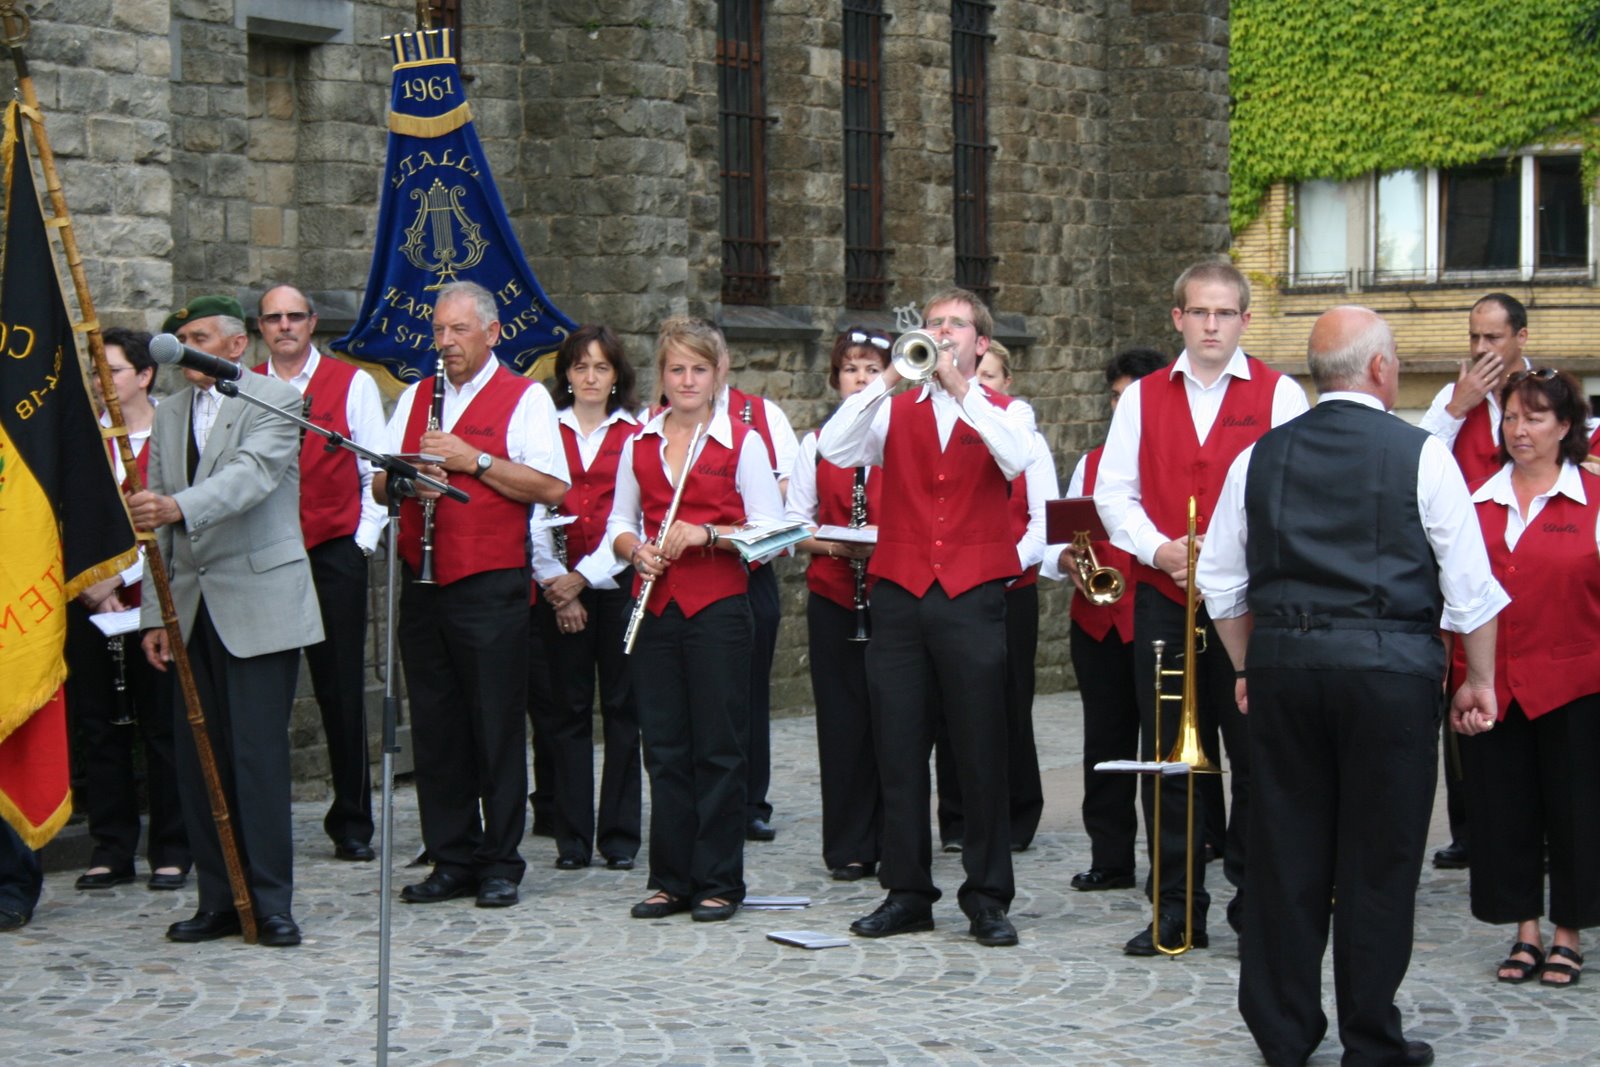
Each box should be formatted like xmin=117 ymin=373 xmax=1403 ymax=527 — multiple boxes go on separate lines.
xmin=728 ymin=386 xmax=778 ymax=469
xmin=872 ymin=387 xmax=1021 ymax=598
xmin=1453 ymin=473 xmax=1600 ymax=720
xmin=1136 ymin=361 xmax=1281 ymax=604
xmin=1007 ymin=469 xmax=1040 ymax=590
xmin=631 ymin=424 xmax=753 ymax=617
xmin=107 ymin=433 xmax=152 ymax=609
xmin=1069 ymin=447 xmax=1135 ymax=642
xmin=559 ymin=418 xmax=637 ymax=563
xmin=254 ymin=356 xmax=363 ymax=549
xmin=398 ymin=366 xmax=534 ymax=585
xmin=1451 ymin=401 xmax=1502 ymax=487
xmin=807 ymin=451 xmax=883 ymax=610
xmin=1589 ymin=422 xmax=1600 ymax=455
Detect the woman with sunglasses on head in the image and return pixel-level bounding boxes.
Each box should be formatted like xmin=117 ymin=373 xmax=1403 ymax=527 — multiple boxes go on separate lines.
xmin=1452 ymin=367 xmax=1600 ymax=989
xmin=606 ymin=317 xmax=785 ymax=923
xmin=531 ymin=325 xmax=644 ymax=872
xmin=785 ymin=328 xmax=890 ymax=881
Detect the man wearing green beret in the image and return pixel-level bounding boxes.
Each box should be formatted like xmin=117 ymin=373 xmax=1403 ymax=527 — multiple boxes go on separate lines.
xmin=129 ymin=295 xmax=323 ymax=948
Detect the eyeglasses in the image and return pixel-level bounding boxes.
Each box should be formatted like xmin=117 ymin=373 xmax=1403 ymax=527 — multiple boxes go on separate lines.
xmin=924 ymin=316 xmax=972 ymax=331
xmin=847 ymin=329 xmax=891 ymax=350
xmin=259 ymin=311 xmax=311 ymax=326
xmin=107 ymin=365 xmax=136 ymax=375
xmin=1507 ymin=367 xmax=1558 ymax=384
xmin=1182 ymin=308 xmax=1242 ymax=322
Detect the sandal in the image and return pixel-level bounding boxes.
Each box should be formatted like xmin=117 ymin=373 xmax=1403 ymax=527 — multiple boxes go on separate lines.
xmin=1539 ymin=945 xmax=1583 ymax=987
xmin=1496 ymin=941 xmax=1545 ymax=983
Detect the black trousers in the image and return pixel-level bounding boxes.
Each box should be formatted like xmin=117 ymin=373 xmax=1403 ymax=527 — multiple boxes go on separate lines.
xmin=1070 ymin=619 xmax=1140 ymax=874
xmin=303 ymin=536 xmax=374 ymax=846
xmin=534 ymin=584 xmax=643 ymax=863
xmin=0 ymin=819 xmax=41 ymax=919
xmin=1132 ymin=585 xmax=1241 ymax=925
xmin=744 ymin=563 xmax=779 ymax=822
xmin=174 ymin=599 xmax=299 ymax=916
xmin=1239 ymin=668 xmax=1439 ymax=1067
xmin=632 ymin=596 xmax=752 ymax=905
xmin=934 ymin=582 xmax=1044 ymax=850
xmin=870 ymin=580 xmax=1013 ymax=917
xmin=1460 ymin=694 xmax=1600 ymax=930
xmin=806 ymin=593 xmax=881 ymax=869
xmin=400 ymin=566 xmax=529 ymax=883
xmin=64 ymin=601 xmax=189 ymax=872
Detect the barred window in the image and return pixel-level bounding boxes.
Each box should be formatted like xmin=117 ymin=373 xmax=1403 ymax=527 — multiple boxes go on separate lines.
xmin=718 ymin=0 xmax=778 ymax=305
xmin=422 ymin=0 xmax=464 ymax=65
xmin=951 ymin=1 xmax=996 ymax=302
xmin=844 ymin=0 xmax=891 ymax=310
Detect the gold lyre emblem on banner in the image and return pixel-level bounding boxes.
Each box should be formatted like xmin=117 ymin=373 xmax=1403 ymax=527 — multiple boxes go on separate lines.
xmin=400 ymin=177 xmax=488 ymax=290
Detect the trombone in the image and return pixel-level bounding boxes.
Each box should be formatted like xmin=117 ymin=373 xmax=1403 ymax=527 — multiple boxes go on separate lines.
xmin=1148 ymin=496 xmax=1222 ymax=956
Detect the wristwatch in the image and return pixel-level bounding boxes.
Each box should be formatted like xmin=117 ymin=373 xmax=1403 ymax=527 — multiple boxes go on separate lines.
xmin=474 ymin=451 xmax=493 ymax=475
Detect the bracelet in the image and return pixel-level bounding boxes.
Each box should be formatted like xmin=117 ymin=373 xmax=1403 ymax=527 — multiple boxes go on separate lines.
xmin=630 ymin=542 xmax=645 ymax=564
xmin=703 ymin=523 xmax=719 ymax=549
xmin=826 ymin=543 xmax=836 ymax=558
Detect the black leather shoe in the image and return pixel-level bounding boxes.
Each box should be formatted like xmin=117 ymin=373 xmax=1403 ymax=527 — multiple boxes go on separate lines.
xmin=0 ymin=907 xmax=30 ymax=932
xmin=1070 ymin=867 xmax=1135 ymax=891
xmin=166 ymin=910 xmax=242 ymax=943
xmin=555 ymin=854 xmax=588 ymax=870
xmin=1399 ymin=1040 xmax=1434 ymax=1066
xmin=75 ymin=867 xmax=135 ymax=890
xmin=746 ymin=818 xmax=776 ymax=842
xmin=400 ymin=869 xmax=477 ymax=904
xmin=969 ymin=907 xmax=1018 ymax=947
xmin=1432 ymin=842 xmax=1469 ymax=869
xmin=1123 ymin=914 xmax=1209 ymax=956
xmin=830 ymin=862 xmax=876 ymax=882
xmin=604 ymin=855 xmax=635 ymax=871
xmin=850 ymin=899 xmax=935 ymax=938
xmin=147 ymin=870 xmax=188 ymax=891
xmin=691 ymin=899 xmax=739 ymax=922
xmin=333 ymin=839 xmax=376 ymax=862
xmin=475 ymin=877 xmax=519 ymax=908
xmin=257 ymin=912 xmax=302 ymax=947
xmin=631 ymin=893 xmax=692 ymax=919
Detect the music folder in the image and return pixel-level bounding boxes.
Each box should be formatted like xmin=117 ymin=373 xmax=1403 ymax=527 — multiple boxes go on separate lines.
xmin=1046 ymin=496 xmax=1108 ymax=545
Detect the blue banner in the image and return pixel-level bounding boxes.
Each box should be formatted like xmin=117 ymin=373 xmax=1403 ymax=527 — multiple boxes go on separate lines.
xmin=334 ymin=30 xmax=573 ymax=387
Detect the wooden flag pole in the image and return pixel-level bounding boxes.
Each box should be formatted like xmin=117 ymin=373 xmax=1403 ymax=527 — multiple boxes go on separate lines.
xmin=0 ymin=1 xmax=258 ymax=943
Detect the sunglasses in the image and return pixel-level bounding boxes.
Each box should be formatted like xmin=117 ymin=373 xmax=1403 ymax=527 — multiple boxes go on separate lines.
xmin=1507 ymin=367 xmax=1558 ymax=384
xmin=847 ymin=329 xmax=891 ymax=351
xmin=259 ymin=311 xmax=311 ymax=326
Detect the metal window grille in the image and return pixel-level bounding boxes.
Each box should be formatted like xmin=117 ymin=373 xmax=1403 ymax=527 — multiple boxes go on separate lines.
xmin=844 ymin=0 xmax=891 ymax=309
xmin=951 ymin=1 xmax=996 ymax=302
xmin=718 ymin=0 xmax=778 ymax=305
xmin=421 ymin=0 xmax=464 ymax=66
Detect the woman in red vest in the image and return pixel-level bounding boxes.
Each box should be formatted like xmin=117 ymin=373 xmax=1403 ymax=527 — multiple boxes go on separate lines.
xmin=786 ymin=328 xmax=889 ymax=881
xmin=1454 ymin=368 xmax=1600 ymax=988
xmin=606 ymin=317 xmax=785 ymax=923
xmin=534 ymin=325 xmax=644 ymax=872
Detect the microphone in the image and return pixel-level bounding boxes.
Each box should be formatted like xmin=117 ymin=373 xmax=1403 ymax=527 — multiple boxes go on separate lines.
xmin=149 ymin=333 xmax=244 ymax=382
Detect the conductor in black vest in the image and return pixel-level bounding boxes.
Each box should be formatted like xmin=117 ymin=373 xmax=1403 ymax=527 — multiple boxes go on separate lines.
xmin=1196 ymin=306 xmax=1509 ymax=1067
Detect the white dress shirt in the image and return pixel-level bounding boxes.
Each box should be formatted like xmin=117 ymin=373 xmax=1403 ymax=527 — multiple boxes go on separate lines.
xmin=816 ymin=373 xmax=1038 ymax=479
xmin=1197 ymin=392 xmax=1509 ymax=635
xmin=1095 ymin=348 xmax=1309 ymax=568
xmin=265 ymin=346 xmax=388 ymax=553
xmin=530 ymin=406 xmax=641 ymax=589
xmin=1040 ymin=451 xmax=1093 ymax=583
xmin=1014 ymin=431 xmax=1056 ymax=576
xmin=785 ymin=431 xmax=850 ymax=529
xmin=192 ymin=385 xmax=221 ymax=454
xmin=718 ymin=384 xmax=800 ymax=482
xmin=1471 ymin=460 xmax=1600 ymax=553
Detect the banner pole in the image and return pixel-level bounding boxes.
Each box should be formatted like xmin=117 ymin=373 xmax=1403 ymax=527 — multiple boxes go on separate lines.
xmin=0 ymin=2 xmax=258 ymax=942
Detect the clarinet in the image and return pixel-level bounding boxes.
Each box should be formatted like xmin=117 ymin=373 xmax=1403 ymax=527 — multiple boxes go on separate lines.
xmin=847 ymin=466 xmax=870 ymax=643
xmin=550 ymin=504 xmax=569 ymax=569
xmin=109 ymin=633 xmax=135 ymax=726
xmin=417 ymin=355 xmax=446 ymax=585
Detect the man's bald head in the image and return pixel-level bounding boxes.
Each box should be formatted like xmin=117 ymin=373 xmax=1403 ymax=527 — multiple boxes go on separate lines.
xmin=1307 ymin=306 xmax=1396 ymax=405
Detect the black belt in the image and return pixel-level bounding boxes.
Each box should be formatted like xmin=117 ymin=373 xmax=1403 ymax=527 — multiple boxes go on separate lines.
xmin=1254 ymin=614 xmax=1434 ymax=634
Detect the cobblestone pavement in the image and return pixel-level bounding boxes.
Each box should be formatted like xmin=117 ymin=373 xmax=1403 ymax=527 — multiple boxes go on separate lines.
xmin=5 ymin=692 xmax=1596 ymax=1066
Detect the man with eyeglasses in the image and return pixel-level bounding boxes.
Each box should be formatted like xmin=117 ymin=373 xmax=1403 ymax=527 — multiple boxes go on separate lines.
xmin=254 ymin=285 xmax=387 ymax=863
xmin=1094 ymin=260 xmax=1308 ymax=956
xmin=820 ymin=287 xmax=1036 ymax=948
xmin=1419 ymin=293 xmax=1532 ymax=490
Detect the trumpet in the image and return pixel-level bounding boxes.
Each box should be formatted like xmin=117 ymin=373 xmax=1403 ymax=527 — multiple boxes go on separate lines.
xmin=889 ymin=329 xmax=951 ymax=382
xmin=1148 ymin=496 xmax=1222 ymax=957
xmin=417 ymin=354 xmax=446 ymax=585
xmin=1071 ymin=529 xmax=1124 ymax=606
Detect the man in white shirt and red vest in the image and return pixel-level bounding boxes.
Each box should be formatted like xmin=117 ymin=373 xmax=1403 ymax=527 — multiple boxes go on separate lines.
xmin=375 ymin=281 xmax=570 ymax=910
xmin=1094 ymin=261 xmax=1309 ymax=955
xmin=1197 ymin=305 xmax=1507 ymax=1067
xmin=254 ymin=284 xmax=386 ymax=863
xmin=819 ymin=287 xmax=1036 ymax=948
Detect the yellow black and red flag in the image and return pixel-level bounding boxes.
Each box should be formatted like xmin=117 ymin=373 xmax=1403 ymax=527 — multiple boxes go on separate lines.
xmin=0 ymin=101 xmax=136 ymax=847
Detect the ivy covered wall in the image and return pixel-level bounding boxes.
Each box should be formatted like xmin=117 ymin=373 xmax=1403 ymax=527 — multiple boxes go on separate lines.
xmin=1229 ymin=0 xmax=1600 ymax=233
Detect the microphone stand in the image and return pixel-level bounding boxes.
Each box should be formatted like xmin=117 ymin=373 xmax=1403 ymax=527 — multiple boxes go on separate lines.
xmin=214 ymin=377 xmax=464 ymax=1066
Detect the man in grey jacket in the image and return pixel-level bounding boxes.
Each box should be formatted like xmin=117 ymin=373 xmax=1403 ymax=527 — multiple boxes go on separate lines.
xmin=131 ymin=295 xmax=322 ymax=948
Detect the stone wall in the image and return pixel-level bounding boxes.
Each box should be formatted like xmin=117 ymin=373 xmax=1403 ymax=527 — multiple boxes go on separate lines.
xmin=18 ymin=0 xmax=1233 ymax=795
